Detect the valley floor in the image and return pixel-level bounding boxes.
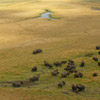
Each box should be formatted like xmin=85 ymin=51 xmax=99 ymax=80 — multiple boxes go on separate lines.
xmin=0 ymin=0 xmax=100 ymax=100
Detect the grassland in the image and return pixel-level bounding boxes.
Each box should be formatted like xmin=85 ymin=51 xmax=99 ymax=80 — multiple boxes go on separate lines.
xmin=0 ymin=0 xmax=100 ymax=100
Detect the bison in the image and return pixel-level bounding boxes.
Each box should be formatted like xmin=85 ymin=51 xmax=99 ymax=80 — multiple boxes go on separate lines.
xmin=32 ymin=66 xmax=37 ymax=72
xmin=68 ymin=59 xmax=74 ymax=65
xmin=61 ymin=72 xmax=70 ymax=78
xmin=12 ymin=83 xmax=21 ymax=87
xmin=74 ymin=72 xmax=83 ymax=78
xmin=52 ymin=69 xmax=59 ymax=76
xmin=30 ymin=74 xmax=40 ymax=82
xmin=61 ymin=61 xmax=67 ymax=64
xmin=69 ymin=69 xmax=77 ymax=73
xmin=80 ymin=60 xmax=85 ymax=67
xmin=72 ymin=84 xmax=77 ymax=92
xmin=98 ymin=51 xmax=100 ymax=55
xmin=92 ymin=57 xmax=98 ymax=62
xmin=20 ymin=81 xmax=24 ymax=85
xmin=44 ymin=61 xmax=53 ymax=68
xmin=33 ymin=49 xmax=42 ymax=54
xmin=96 ymin=46 xmax=100 ymax=50
xmin=58 ymin=81 xmax=65 ymax=88
xmin=98 ymin=62 xmax=100 ymax=66
xmin=72 ymin=84 xmax=85 ymax=93
xmin=76 ymin=84 xmax=85 ymax=92
xmin=93 ymin=73 xmax=98 ymax=77
xmin=64 ymin=63 xmax=76 ymax=73
xmin=54 ymin=62 xmax=62 ymax=67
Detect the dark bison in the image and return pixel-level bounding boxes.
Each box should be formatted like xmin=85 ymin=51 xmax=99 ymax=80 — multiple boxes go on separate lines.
xmin=33 ymin=49 xmax=42 ymax=54
xmin=30 ymin=74 xmax=40 ymax=82
xmin=69 ymin=69 xmax=77 ymax=73
xmin=58 ymin=81 xmax=65 ymax=87
xmin=68 ymin=59 xmax=74 ymax=65
xmin=67 ymin=64 xmax=76 ymax=70
xmin=74 ymin=72 xmax=83 ymax=78
xmin=52 ymin=69 xmax=59 ymax=76
xmin=92 ymin=57 xmax=98 ymax=62
xmin=93 ymin=73 xmax=98 ymax=77
xmin=64 ymin=66 xmax=75 ymax=71
xmin=80 ymin=60 xmax=85 ymax=67
xmin=96 ymin=46 xmax=100 ymax=50
xmin=72 ymin=84 xmax=85 ymax=93
xmin=12 ymin=83 xmax=21 ymax=87
xmin=61 ymin=72 xmax=70 ymax=78
xmin=64 ymin=62 xmax=76 ymax=73
xmin=54 ymin=62 xmax=62 ymax=67
xmin=98 ymin=62 xmax=100 ymax=66
xmin=72 ymin=84 xmax=77 ymax=92
xmin=76 ymin=84 xmax=85 ymax=92
xmin=20 ymin=81 xmax=24 ymax=85
xmin=12 ymin=81 xmax=24 ymax=87
xmin=61 ymin=61 xmax=67 ymax=64
xmin=44 ymin=61 xmax=53 ymax=68
xmin=98 ymin=51 xmax=100 ymax=55
xmin=32 ymin=66 xmax=37 ymax=72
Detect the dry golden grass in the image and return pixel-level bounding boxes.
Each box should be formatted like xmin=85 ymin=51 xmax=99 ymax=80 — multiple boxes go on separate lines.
xmin=0 ymin=0 xmax=100 ymax=100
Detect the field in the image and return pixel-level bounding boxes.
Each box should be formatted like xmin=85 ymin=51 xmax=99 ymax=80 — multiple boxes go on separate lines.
xmin=0 ymin=0 xmax=100 ymax=100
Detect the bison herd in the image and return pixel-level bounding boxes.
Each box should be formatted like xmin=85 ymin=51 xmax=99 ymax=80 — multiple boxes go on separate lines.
xmin=72 ymin=84 xmax=85 ymax=93
xmin=12 ymin=74 xmax=40 ymax=87
xmin=12 ymin=46 xmax=100 ymax=93
xmin=29 ymin=74 xmax=40 ymax=82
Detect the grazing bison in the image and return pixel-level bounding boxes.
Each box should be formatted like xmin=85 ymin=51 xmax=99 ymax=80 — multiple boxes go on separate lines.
xmin=20 ymin=81 xmax=24 ymax=85
xmin=33 ymin=49 xmax=42 ymax=54
xmin=12 ymin=81 xmax=24 ymax=87
xmin=74 ymin=73 xmax=79 ymax=78
xmin=30 ymin=74 xmax=40 ymax=82
xmin=72 ymin=84 xmax=77 ymax=92
xmin=32 ymin=66 xmax=37 ymax=72
xmin=68 ymin=59 xmax=74 ymax=65
xmin=74 ymin=72 xmax=83 ymax=78
xmin=52 ymin=69 xmax=59 ymax=76
xmin=64 ymin=62 xmax=76 ymax=73
xmin=54 ymin=62 xmax=62 ymax=67
xmin=58 ymin=81 xmax=65 ymax=88
xmin=93 ymin=73 xmax=98 ymax=77
xmin=98 ymin=51 xmax=100 ymax=55
xmin=76 ymin=84 xmax=85 ymax=92
xmin=67 ymin=64 xmax=76 ymax=70
xmin=69 ymin=69 xmax=77 ymax=73
xmin=61 ymin=72 xmax=70 ymax=78
xmin=61 ymin=61 xmax=67 ymax=64
xmin=44 ymin=61 xmax=53 ymax=68
xmin=80 ymin=60 xmax=85 ymax=67
xmin=72 ymin=84 xmax=85 ymax=93
xmin=12 ymin=83 xmax=21 ymax=87
xmin=64 ymin=67 xmax=69 ymax=71
xmin=92 ymin=57 xmax=98 ymax=62
xmin=98 ymin=62 xmax=100 ymax=66
xmin=96 ymin=46 xmax=100 ymax=50
xmin=64 ymin=66 xmax=75 ymax=71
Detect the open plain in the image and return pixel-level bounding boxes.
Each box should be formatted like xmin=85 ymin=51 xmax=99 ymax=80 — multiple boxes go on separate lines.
xmin=0 ymin=0 xmax=100 ymax=100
